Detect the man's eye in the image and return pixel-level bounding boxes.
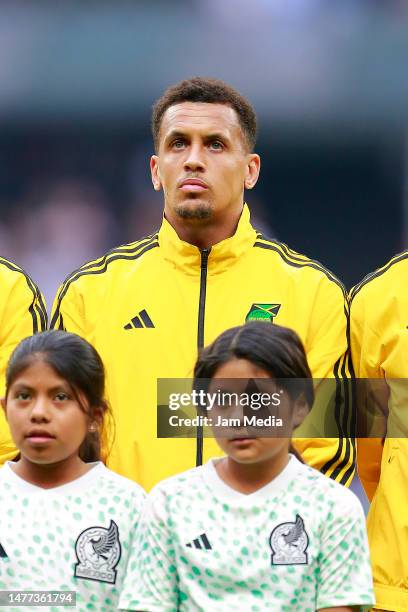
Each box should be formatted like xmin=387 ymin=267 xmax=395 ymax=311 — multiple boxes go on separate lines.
xmin=210 ymin=141 xmax=223 ymax=150
xmin=172 ymin=139 xmax=186 ymax=149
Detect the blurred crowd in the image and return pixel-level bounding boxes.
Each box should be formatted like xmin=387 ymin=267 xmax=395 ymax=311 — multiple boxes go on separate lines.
xmin=0 ymin=130 xmax=275 ymax=311
xmin=1 ymin=0 xmax=407 ymax=309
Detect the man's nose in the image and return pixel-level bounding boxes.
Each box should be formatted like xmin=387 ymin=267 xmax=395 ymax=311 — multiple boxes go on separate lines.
xmin=184 ymin=144 xmax=205 ymax=172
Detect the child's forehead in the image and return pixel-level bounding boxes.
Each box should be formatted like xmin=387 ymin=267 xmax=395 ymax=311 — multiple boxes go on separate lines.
xmin=10 ymin=358 xmax=68 ymax=386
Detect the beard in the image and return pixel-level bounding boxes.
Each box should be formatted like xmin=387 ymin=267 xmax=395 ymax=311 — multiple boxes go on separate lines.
xmin=174 ymin=199 xmax=213 ymax=220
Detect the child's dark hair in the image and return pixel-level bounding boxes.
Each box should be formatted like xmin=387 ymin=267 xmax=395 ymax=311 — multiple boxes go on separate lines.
xmin=194 ymin=322 xmax=314 ymax=461
xmin=5 ymin=330 xmax=113 ymax=462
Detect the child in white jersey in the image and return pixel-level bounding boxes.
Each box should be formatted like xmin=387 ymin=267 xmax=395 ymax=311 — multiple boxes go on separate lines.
xmin=119 ymin=322 xmax=374 ymax=612
xmin=0 ymin=330 xmax=145 ymax=612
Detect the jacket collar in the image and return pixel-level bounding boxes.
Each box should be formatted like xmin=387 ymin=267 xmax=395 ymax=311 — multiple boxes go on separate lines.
xmin=158 ymin=204 xmax=257 ymax=275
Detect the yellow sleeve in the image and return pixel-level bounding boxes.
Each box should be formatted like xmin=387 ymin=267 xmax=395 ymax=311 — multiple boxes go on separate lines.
xmin=349 ymin=289 xmax=384 ymax=501
xmin=0 ymin=262 xmax=47 ymax=465
xmin=50 ymin=274 xmax=115 ymax=465
xmin=50 ymin=276 xmax=87 ymax=336
xmin=294 ymin=276 xmax=354 ymax=486
xmin=356 ymin=438 xmax=383 ymax=501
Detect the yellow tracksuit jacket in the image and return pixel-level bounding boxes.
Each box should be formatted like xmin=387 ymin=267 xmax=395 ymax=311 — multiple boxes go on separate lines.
xmin=350 ymin=251 xmax=408 ymax=612
xmin=50 ymin=205 xmax=353 ymax=490
xmin=0 ymin=257 xmax=47 ymax=463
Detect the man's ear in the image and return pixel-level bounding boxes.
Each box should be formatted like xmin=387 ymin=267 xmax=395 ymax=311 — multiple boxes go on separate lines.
xmin=0 ymin=398 xmax=6 ymax=416
xmin=150 ymin=155 xmax=162 ymax=192
xmin=244 ymin=154 xmax=261 ymax=190
xmin=292 ymin=394 xmax=310 ymax=429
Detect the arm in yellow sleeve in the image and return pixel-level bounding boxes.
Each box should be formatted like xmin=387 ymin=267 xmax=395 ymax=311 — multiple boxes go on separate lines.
xmin=0 ymin=260 xmax=47 ymax=465
xmin=349 ymin=291 xmax=385 ymax=500
xmin=294 ymin=277 xmax=354 ymax=486
xmin=50 ymin=276 xmax=85 ymax=335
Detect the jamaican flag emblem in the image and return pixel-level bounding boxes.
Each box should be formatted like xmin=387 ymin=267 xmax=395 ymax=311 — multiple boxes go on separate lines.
xmin=245 ymin=303 xmax=281 ymax=323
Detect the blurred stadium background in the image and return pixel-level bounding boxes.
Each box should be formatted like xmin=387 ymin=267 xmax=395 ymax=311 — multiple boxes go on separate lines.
xmin=1 ymin=1 xmax=408 ymax=307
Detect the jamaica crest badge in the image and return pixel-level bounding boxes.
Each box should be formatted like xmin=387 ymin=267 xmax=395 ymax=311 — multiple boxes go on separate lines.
xmin=245 ymin=303 xmax=281 ymax=323
xmin=74 ymin=520 xmax=121 ymax=584
xmin=269 ymin=514 xmax=309 ymax=565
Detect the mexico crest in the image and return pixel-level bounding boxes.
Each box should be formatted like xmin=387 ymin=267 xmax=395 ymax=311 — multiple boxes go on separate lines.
xmin=74 ymin=520 xmax=121 ymax=584
xmin=269 ymin=515 xmax=309 ymax=565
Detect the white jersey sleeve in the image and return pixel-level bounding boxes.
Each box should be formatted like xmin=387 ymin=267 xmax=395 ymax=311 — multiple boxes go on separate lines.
xmin=119 ymin=487 xmax=177 ymax=612
xmin=316 ymin=488 xmax=374 ymax=610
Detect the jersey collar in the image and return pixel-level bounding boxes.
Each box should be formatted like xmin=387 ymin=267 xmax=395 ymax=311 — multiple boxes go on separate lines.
xmin=202 ymin=454 xmax=303 ymax=506
xmin=1 ymin=461 xmax=105 ymax=495
xmin=158 ymin=204 xmax=257 ymax=275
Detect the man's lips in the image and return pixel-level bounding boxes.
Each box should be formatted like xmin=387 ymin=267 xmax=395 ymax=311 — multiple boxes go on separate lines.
xmin=179 ymin=179 xmax=208 ymax=192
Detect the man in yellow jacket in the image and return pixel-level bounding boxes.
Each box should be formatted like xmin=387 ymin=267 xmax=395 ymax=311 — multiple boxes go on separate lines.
xmin=350 ymin=251 xmax=408 ymax=611
xmin=49 ymin=77 xmax=353 ymax=491
xmin=0 ymin=257 xmax=47 ymax=463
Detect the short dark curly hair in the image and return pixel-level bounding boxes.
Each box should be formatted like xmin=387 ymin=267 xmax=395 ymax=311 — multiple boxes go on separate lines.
xmin=152 ymin=77 xmax=257 ymax=152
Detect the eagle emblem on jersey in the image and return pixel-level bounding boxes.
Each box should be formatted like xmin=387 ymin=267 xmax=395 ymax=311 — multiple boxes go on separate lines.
xmin=245 ymin=303 xmax=281 ymax=323
xmin=269 ymin=514 xmax=309 ymax=565
xmin=74 ymin=520 xmax=121 ymax=584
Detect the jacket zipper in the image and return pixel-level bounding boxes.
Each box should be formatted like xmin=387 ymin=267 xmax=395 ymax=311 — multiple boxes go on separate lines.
xmin=196 ymin=247 xmax=210 ymax=466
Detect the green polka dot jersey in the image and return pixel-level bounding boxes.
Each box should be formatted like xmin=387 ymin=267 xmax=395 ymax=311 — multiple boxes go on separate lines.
xmin=0 ymin=462 xmax=145 ymax=611
xmin=118 ymin=456 xmax=374 ymax=611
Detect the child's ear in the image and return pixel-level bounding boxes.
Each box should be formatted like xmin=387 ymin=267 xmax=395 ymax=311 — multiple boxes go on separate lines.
xmin=88 ymin=405 xmax=104 ymax=431
xmin=292 ymin=394 xmax=310 ymax=428
xmin=0 ymin=398 xmax=6 ymax=416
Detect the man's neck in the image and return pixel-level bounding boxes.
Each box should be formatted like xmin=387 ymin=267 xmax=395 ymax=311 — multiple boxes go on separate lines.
xmin=164 ymin=206 xmax=243 ymax=249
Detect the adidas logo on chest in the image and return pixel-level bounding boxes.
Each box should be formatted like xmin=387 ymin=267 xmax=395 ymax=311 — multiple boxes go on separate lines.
xmin=124 ymin=309 xmax=154 ymax=329
xmin=185 ymin=533 xmax=212 ymax=550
